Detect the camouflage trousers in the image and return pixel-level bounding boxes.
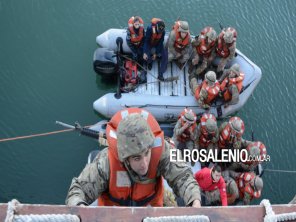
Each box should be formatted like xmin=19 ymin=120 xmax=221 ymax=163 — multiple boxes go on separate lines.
xmin=217 ymin=57 xmax=231 ymax=73
xmin=191 ymin=51 xmax=215 ymax=76
xmin=168 ymin=47 xmax=191 ymax=64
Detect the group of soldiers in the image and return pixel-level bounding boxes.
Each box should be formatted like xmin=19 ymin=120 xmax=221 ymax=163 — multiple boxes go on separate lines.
xmin=65 ymin=107 xmax=267 ymax=207
xmin=172 ymin=108 xmax=266 ymax=205
xmin=126 ymin=16 xmax=243 ymax=108
xmin=64 ymin=17 xmax=266 ymax=208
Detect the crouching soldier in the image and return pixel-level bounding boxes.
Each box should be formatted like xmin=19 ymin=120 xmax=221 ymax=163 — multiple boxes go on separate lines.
xmin=172 ymin=108 xmax=198 ymax=154
xmin=229 ymin=141 xmax=267 ymax=172
xmin=167 ymin=21 xmax=191 ymax=69
xmin=190 ymin=71 xmax=221 ymax=109
xmin=190 ymin=26 xmax=217 ymax=76
xmin=219 ymin=63 xmax=245 ymax=107
xmin=235 ymin=172 xmax=263 ymax=205
xmin=218 ymin=116 xmax=247 ymax=150
xmin=196 ymin=113 xmax=219 ymax=151
xmin=215 ymin=27 xmax=237 ymax=75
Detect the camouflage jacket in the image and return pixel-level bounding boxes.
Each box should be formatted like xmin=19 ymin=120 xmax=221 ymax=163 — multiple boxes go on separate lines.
xmin=167 ymin=30 xmax=191 ymax=55
xmin=173 ymin=118 xmax=198 ymax=142
xmin=66 ymin=141 xmax=201 ymax=206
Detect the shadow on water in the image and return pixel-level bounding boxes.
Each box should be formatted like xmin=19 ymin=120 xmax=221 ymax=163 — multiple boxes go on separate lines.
xmin=95 ymin=73 xmax=117 ymax=91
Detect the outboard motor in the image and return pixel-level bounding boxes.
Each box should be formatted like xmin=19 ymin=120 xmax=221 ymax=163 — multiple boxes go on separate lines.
xmin=93 ymin=48 xmax=117 ymax=75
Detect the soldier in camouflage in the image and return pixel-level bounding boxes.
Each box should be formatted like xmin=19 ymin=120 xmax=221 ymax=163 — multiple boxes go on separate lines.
xmin=66 ymin=111 xmax=201 ymax=207
xmin=172 ymin=109 xmax=198 ymax=156
xmin=167 ymin=21 xmax=191 ymax=69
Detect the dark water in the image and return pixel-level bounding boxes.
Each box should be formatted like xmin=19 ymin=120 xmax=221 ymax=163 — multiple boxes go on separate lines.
xmin=0 ymin=0 xmax=295 ymax=205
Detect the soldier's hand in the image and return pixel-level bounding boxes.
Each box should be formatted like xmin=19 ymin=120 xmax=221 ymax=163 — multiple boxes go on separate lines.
xmin=143 ymin=53 xmax=148 ymax=61
xmin=192 ymin=57 xmax=199 ymax=65
xmin=184 ymin=122 xmax=191 ymax=128
xmin=192 ymin=199 xmax=201 ymax=208
xmin=152 ymin=53 xmax=157 ymax=60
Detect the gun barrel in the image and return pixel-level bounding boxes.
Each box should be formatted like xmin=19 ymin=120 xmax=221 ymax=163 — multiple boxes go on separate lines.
xmin=55 ymin=121 xmax=76 ymax=129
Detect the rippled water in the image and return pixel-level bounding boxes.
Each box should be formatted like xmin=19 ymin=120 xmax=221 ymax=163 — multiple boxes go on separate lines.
xmin=0 ymin=0 xmax=295 ymax=204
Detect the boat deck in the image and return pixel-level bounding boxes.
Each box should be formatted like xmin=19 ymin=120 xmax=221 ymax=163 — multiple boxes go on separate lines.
xmin=135 ymin=61 xmax=192 ymax=97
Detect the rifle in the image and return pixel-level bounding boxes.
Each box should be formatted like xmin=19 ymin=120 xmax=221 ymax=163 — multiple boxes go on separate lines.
xmin=55 ymin=121 xmax=106 ymax=140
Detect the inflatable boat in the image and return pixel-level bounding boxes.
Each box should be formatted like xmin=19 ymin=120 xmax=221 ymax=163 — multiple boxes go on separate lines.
xmin=93 ymin=29 xmax=262 ymax=122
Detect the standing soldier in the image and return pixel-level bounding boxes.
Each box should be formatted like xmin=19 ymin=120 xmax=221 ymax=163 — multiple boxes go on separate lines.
xmin=167 ymin=21 xmax=191 ymax=69
xmin=143 ymin=18 xmax=167 ymax=81
xmin=190 ymin=71 xmax=221 ymax=109
xmin=190 ymin=26 xmax=217 ymax=77
xmin=66 ymin=108 xmax=201 ymax=207
xmin=215 ymin=27 xmax=237 ymax=75
xmin=172 ymin=108 xmax=198 ymax=155
xmin=126 ymin=16 xmax=145 ymax=63
xmin=219 ymin=63 xmax=245 ymax=107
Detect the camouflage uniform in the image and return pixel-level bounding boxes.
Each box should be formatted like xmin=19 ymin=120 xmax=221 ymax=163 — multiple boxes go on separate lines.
xmin=66 ymin=113 xmax=201 ymax=206
xmin=167 ymin=21 xmax=191 ymax=65
xmin=218 ymin=121 xmax=249 ymax=150
xmin=190 ymin=71 xmax=220 ymax=109
xmin=219 ymin=63 xmax=243 ymax=106
xmin=190 ymin=28 xmax=217 ymax=76
xmin=172 ymin=117 xmax=198 ymax=154
xmin=216 ymin=28 xmax=237 ymax=73
xmin=195 ymin=120 xmax=219 ymax=151
xmin=228 ymin=140 xmax=258 ymax=172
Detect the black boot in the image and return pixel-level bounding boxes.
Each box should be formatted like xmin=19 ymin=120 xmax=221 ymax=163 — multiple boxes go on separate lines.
xmin=158 ymin=73 xmax=164 ymax=81
xmin=147 ymin=63 xmax=153 ymax=70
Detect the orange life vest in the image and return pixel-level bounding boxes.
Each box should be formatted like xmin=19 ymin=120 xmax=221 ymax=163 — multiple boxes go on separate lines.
xmin=128 ymin=16 xmax=144 ymax=46
xmin=98 ymin=108 xmax=164 ymax=206
xmin=150 ymin=18 xmax=163 ymax=46
xmin=237 ymin=172 xmax=261 ymax=200
xmin=196 ymin=26 xmax=216 ymax=57
xmin=177 ymin=108 xmax=197 ymax=143
xmin=195 ymin=80 xmax=220 ymax=105
xmin=216 ymin=27 xmax=237 ymax=58
xmin=220 ymin=73 xmax=244 ymax=101
xmin=172 ymin=21 xmax=190 ymax=52
xmin=198 ymin=113 xmax=217 ymax=148
xmin=124 ymin=60 xmax=138 ymax=84
xmin=218 ymin=117 xmax=245 ymax=149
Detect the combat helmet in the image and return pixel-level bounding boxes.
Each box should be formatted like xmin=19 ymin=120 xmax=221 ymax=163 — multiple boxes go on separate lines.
xmin=117 ymin=113 xmax=155 ymax=162
xmin=205 ymin=71 xmax=217 ymax=86
xmin=229 ymin=116 xmax=245 ymax=135
xmin=205 ymin=118 xmax=217 ymax=133
xmin=178 ymin=21 xmax=189 ymax=33
xmin=223 ymin=27 xmax=237 ymax=44
xmin=181 ymin=108 xmax=196 ymax=124
xmin=206 ymin=28 xmax=217 ymax=41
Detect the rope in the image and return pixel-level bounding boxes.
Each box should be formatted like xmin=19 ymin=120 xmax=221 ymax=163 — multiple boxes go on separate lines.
xmin=143 ymin=215 xmax=210 ymax=222
xmin=0 ymin=125 xmax=91 ymax=143
xmin=264 ymin=169 xmax=296 ymax=174
xmin=5 ymin=199 xmax=80 ymax=222
xmin=261 ymin=199 xmax=296 ymax=222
